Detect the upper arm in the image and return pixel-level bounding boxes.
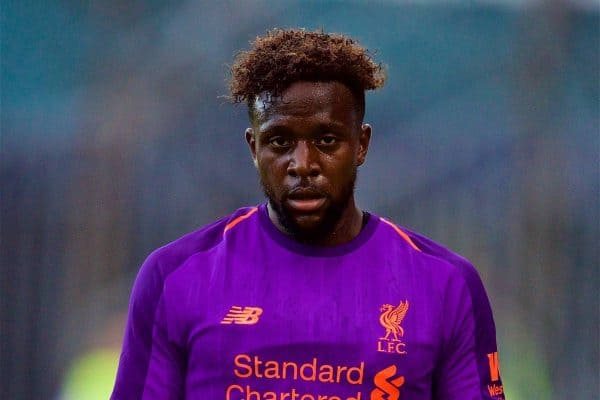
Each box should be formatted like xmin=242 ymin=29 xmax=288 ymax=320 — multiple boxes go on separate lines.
xmin=111 ymin=252 xmax=183 ymax=399
xmin=433 ymin=264 xmax=505 ymax=400
xmin=141 ymin=293 xmax=186 ymax=399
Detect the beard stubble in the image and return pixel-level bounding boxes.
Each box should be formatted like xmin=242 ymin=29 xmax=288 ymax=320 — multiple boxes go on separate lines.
xmin=260 ymin=170 xmax=357 ymax=244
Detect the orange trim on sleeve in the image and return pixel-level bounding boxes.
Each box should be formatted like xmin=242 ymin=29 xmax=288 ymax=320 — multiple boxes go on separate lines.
xmin=223 ymin=207 xmax=258 ymax=237
xmin=380 ymin=217 xmax=421 ymax=252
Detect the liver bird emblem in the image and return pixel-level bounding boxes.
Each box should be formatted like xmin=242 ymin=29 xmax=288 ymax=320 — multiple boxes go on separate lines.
xmin=379 ymin=301 xmax=409 ymax=341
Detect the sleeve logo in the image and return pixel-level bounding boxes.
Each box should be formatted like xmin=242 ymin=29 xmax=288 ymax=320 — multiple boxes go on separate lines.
xmin=377 ymin=301 xmax=409 ymax=354
xmin=221 ymin=306 xmax=263 ymax=325
xmin=487 ymin=351 xmax=505 ymax=398
xmin=370 ymin=365 xmax=405 ymax=400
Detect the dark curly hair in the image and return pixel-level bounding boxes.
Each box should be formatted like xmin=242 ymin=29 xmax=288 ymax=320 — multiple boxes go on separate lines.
xmin=229 ymin=28 xmax=386 ymax=120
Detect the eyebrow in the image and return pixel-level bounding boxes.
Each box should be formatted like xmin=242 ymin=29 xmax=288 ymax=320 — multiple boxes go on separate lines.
xmin=259 ymin=119 xmax=348 ymax=135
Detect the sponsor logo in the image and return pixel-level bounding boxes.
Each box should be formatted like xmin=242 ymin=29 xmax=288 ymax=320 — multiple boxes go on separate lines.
xmin=487 ymin=352 xmax=505 ymax=398
xmin=227 ymin=354 xmax=364 ymax=399
xmin=232 ymin=354 xmax=364 ymax=384
xmin=377 ymin=301 xmax=409 ymax=355
xmin=225 ymin=354 xmax=409 ymax=400
xmin=221 ymin=306 xmax=263 ymax=325
xmin=370 ymin=365 xmax=404 ymax=400
xmin=488 ymin=383 xmax=504 ymax=397
xmin=487 ymin=351 xmax=500 ymax=381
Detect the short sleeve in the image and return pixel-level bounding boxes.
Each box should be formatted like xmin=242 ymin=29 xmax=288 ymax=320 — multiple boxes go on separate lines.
xmin=433 ymin=264 xmax=506 ymax=400
xmin=111 ymin=252 xmax=170 ymax=399
xmin=141 ymin=293 xmax=186 ymax=399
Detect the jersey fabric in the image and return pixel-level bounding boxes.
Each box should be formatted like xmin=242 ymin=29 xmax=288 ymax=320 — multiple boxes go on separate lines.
xmin=111 ymin=204 xmax=505 ymax=400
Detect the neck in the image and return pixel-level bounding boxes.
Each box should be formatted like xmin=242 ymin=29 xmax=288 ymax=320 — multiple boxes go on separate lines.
xmin=267 ymin=198 xmax=364 ymax=246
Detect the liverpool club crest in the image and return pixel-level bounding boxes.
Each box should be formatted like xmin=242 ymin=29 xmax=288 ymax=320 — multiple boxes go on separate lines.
xmin=377 ymin=301 xmax=409 ymax=354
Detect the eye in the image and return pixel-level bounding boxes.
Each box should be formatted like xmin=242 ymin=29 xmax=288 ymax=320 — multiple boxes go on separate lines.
xmin=316 ymin=135 xmax=337 ymax=147
xmin=269 ymin=136 xmax=292 ymax=148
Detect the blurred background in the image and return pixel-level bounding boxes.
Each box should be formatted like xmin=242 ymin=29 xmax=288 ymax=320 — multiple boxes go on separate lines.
xmin=1 ymin=1 xmax=598 ymax=399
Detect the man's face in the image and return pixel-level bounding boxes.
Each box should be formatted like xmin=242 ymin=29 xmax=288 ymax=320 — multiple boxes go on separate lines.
xmin=246 ymin=81 xmax=371 ymax=242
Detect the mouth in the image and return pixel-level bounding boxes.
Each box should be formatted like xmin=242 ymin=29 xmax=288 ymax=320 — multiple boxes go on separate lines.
xmin=285 ymin=188 xmax=327 ymax=213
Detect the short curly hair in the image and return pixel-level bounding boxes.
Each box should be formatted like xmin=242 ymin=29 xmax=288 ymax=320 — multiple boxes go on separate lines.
xmin=229 ymin=28 xmax=385 ymax=119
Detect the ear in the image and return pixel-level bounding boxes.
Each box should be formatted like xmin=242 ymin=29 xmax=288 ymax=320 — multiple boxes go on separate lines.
xmin=357 ymin=123 xmax=372 ymax=166
xmin=245 ymin=128 xmax=258 ymax=168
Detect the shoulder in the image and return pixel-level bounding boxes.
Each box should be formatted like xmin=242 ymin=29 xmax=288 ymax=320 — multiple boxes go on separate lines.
xmin=377 ymin=216 xmax=481 ymax=281
xmin=400 ymin=225 xmax=487 ymax=293
xmin=392 ymin=223 xmax=497 ymax=340
xmin=133 ymin=206 xmax=260 ymax=296
xmin=376 ymin=216 xmax=492 ymax=311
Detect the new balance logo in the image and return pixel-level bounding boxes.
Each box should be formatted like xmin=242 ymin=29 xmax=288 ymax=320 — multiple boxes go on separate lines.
xmin=221 ymin=306 xmax=263 ymax=325
xmin=371 ymin=365 xmax=405 ymax=400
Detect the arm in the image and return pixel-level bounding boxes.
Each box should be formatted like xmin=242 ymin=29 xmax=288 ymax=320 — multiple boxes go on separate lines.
xmin=111 ymin=253 xmax=185 ymax=399
xmin=433 ymin=263 xmax=505 ymax=400
xmin=140 ymin=294 xmax=186 ymax=399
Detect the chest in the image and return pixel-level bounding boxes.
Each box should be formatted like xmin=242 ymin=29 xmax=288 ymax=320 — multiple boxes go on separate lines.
xmin=172 ymin=252 xmax=443 ymax=398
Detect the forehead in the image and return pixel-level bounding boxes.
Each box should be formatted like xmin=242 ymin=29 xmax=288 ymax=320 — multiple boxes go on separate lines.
xmin=253 ymin=81 xmax=359 ymax=129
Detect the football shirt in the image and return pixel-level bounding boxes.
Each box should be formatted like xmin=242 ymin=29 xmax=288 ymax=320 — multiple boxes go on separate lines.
xmin=112 ymin=204 xmax=505 ymax=399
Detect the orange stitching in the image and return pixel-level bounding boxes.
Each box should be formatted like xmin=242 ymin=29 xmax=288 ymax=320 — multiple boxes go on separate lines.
xmin=223 ymin=207 xmax=258 ymax=236
xmin=380 ymin=218 xmax=421 ymax=252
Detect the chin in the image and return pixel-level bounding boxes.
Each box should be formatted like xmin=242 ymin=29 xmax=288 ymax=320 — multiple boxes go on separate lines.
xmin=291 ymin=214 xmax=325 ymax=231
xmin=280 ymin=209 xmax=337 ymax=242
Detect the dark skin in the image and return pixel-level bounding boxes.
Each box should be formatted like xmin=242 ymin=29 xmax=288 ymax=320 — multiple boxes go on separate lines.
xmin=245 ymin=81 xmax=372 ymax=246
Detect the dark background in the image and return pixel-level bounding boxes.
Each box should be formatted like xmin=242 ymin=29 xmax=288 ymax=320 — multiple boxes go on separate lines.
xmin=2 ymin=1 xmax=598 ymax=399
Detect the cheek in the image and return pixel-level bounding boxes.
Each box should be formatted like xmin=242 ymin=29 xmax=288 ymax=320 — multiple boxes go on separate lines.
xmin=326 ymin=153 xmax=356 ymax=176
xmin=257 ymin=156 xmax=285 ymax=186
xmin=327 ymin=156 xmax=358 ymax=189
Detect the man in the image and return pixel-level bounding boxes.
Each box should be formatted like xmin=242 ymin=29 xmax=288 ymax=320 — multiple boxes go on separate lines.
xmin=112 ymin=29 xmax=505 ymax=399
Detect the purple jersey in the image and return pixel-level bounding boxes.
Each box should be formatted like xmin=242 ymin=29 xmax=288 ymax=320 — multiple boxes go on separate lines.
xmin=112 ymin=204 xmax=505 ymax=399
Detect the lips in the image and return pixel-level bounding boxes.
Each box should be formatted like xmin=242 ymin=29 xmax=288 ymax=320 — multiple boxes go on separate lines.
xmin=285 ymin=188 xmax=326 ymax=213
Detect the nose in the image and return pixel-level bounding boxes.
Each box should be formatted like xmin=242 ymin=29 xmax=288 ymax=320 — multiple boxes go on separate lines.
xmin=287 ymin=140 xmax=321 ymax=178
